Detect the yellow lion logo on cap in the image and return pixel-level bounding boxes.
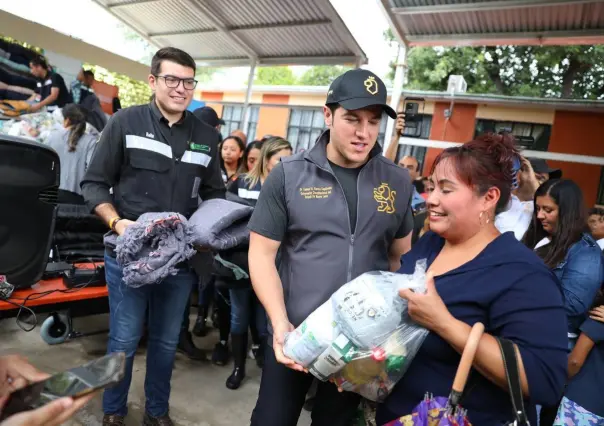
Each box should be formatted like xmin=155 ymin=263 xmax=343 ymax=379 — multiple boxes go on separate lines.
xmin=373 ymin=183 xmax=396 ymax=214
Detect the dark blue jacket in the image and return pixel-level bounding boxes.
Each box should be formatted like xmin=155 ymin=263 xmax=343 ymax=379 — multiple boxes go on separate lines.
xmin=377 ymin=231 xmax=568 ymax=425
xmin=551 ymin=233 xmax=603 ymax=337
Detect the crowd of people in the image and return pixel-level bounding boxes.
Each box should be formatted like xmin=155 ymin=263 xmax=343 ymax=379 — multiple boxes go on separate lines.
xmin=0 ymin=44 xmax=603 ymax=426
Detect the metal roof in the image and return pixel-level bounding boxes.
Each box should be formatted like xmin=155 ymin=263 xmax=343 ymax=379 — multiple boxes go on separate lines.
xmin=92 ymin=0 xmax=367 ymax=67
xmin=378 ymin=0 xmax=604 ymax=47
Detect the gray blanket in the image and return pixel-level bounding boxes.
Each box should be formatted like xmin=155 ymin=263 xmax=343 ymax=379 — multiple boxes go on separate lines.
xmin=189 ymin=199 xmax=253 ymax=251
xmin=104 ymin=213 xmax=196 ymax=287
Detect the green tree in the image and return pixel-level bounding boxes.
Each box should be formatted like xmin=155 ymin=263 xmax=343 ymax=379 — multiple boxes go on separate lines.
xmin=85 ymin=64 xmax=152 ymax=108
xmin=254 ymin=66 xmax=297 ymax=85
xmin=384 ymin=30 xmax=604 ymax=99
xmin=0 ymin=35 xmax=43 ymax=55
xmin=298 ymin=65 xmax=351 ymax=86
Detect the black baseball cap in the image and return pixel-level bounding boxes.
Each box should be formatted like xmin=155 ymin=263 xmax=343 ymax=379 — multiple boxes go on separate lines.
xmin=326 ymin=69 xmax=396 ymax=119
xmin=193 ymin=106 xmax=225 ymax=127
xmin=529 ymin=158 xmax=562 ymax=180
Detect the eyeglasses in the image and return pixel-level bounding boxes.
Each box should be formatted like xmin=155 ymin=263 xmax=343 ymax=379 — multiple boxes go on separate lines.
xmin=155 ymin=75 xmax=198 ymax=90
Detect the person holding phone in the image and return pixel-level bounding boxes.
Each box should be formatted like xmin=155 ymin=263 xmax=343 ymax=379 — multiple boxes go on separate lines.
xmin=0 ymin=355 xmax=95 ymax=426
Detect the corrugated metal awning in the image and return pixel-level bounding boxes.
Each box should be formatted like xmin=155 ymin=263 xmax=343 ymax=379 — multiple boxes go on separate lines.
xmin=378 ymin=0 xmax=604 ymax=47
xmin=92 ymin=0 xmax=367 ymax=67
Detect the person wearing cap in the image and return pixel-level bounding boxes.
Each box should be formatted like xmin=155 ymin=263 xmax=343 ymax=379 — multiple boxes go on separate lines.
xmin=247 ymin=69 xmax=414 ymax=426
xmin=193 ymin=105 xmax=225 ymax=130
xmin=529 ymin=158 xmax=562 ymax=185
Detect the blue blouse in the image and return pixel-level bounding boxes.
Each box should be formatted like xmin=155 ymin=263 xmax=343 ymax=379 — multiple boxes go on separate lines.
xmin=376 ymin=231 xmax=568 ymax=425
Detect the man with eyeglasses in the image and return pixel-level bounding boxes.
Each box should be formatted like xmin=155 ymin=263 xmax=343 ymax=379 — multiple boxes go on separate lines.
xmin=81 ymin=47 xmax=225 ymax=426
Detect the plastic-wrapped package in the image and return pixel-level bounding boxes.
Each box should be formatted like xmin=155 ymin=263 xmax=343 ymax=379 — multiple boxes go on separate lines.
xmin=281 ymin=299 xmax=341 ymax=367
xmin=331 ymin=318 xmax=428 ymax=401
xmin=283 ymin=259 xmax=430 ymax=401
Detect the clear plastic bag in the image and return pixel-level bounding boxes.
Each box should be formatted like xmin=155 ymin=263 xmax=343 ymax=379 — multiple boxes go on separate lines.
xmin=283 ymin=259 xmax=430 ymax=402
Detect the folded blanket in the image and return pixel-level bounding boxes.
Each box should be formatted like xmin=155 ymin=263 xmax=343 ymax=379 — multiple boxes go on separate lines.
xmin=104 ymin=213 xmax=196 ymax=287
xmin=189 ymin=199 xmax=253 ymax=251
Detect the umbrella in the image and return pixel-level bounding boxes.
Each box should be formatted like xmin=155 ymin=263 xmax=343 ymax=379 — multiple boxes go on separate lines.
xmin=383 ymin=322 xmax=485 ymax=426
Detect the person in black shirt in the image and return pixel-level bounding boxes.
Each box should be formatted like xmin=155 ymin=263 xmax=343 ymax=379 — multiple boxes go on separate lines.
xmin=28 ymin=56 xmax=71 ymax=112
xmin=81 ymin=47 xmax=225 ymax=426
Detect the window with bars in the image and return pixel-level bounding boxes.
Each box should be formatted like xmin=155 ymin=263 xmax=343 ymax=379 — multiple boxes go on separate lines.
xmin=286 ymin=108 xmax=326 ymax=154
xmin=287 ymin=109 xmax=408 ymax=154
xmin=475 ymin=119 xmax=551 ymax=151
xmin=220 ymin=104 xmax=259 ymax=142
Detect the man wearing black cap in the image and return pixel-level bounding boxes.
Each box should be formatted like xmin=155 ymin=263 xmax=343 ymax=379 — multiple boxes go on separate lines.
xmin=194 ymin=106 xmax=225 ymax=134
xmin=247 ymin=69 xmax=414 ymax=425
xmin=528 ymin=158 xmax=562 ymax=185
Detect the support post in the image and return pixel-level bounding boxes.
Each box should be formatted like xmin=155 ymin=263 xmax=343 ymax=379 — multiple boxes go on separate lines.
xmin=383 ymin=44 xmax=407 ymax=154
xmin=242 ymin=59 xmax=257 ymax=137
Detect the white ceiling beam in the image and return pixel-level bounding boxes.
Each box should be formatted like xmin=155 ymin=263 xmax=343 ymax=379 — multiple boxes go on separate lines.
xmin=185 ymin=0 xmax=258 ymax=60
xmin=194 ymin=56 xmax=361 ymax=67
xmin=148 ymin=20 xmax=333 ymax=38
xmin=399 ymin=137 xmax=604 ymax=166
xmin=392 ymin=0 xmax=600 ymax=15
xmin=407 ymin=29 xmax=604 ymax=46
xmin=91 ymin=0 xmax=162 ymax=50
xmin=375 ymin=0 xmax=409 ymax=47
xmin=107 ymin=0 xmax=162 ymax=9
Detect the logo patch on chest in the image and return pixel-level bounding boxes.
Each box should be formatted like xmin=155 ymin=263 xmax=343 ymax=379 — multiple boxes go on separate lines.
xmin=373 ymin=183 xmax=396 ymax=214
xmin=299 ymin=186 xmax=332 ymax=200
xmin=189 ymin=142 xmax=211 ymax=153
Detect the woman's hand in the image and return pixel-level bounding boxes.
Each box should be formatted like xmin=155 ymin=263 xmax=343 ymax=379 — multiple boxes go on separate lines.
xmin=590 ymin=305 xmax=604 ymax=323
xmin=0 ymin=355 xmax=96 ymax=426
xmin=0 ymin=355 xmax=48 ymax=397
xmin=398 ymin=272 xmax=454 ymax=333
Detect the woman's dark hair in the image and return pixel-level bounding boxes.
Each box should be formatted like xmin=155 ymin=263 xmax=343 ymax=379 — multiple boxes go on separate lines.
xmin=219 ymin=135 xmax=246 ymax=175
xmin=241 ymin=140 xmax=263 ymax=172
xmin=430 ymin=132 xmax=519 ymax=215
xmin=523 ymin=179 xmax=587 ymax=268
xmin=62 ymin=104 xmax=88 ymax=152
xmin=150 ymin=47 xmax=196 ymax=76
xmin=592 ymin=288 xmax=604 ymax=309
xmin=30 ymin=56 xmax=49 ymax=70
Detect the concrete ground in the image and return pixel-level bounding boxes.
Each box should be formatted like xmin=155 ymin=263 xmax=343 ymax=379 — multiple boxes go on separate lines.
xmin=0 ymin=312 xmax=311 ymax=426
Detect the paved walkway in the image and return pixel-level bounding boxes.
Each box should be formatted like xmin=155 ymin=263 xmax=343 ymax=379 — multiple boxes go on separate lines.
xmin=0 ymin=313 xmax=311 ymax=426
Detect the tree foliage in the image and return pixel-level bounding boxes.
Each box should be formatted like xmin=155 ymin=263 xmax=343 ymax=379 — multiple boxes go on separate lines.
xmin=0 ymin=35 xmax=43 ymax=55
xmin=254 ymin=66 xmax=297 ymax=85
xmin=384 ymin=30 xmax=604 ymax=99
xmin=298 ymin=65 xmax=352 ymax=85
xmin=85 ymin=64 xmax=152 ymax=108
xmin=253 ymin=65 xmax=350 ymax=86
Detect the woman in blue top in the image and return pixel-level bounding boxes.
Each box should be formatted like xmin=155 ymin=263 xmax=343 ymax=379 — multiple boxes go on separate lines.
xmin=557 ymin=292 xmax=604 ymax=422
xmin=523 ymin=179 xmax=604 ymax=347
xmin=377 ymin=133 xmax=568 ymax=425
xmin=522 ymin=179 xmax=604 ymax=425
xmin=223 ymin=137 xmax=292 ymax=390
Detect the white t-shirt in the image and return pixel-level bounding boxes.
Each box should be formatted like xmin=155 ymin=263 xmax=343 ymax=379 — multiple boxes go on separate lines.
xmin=495 ymin=195 xmax=534 ymax=241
